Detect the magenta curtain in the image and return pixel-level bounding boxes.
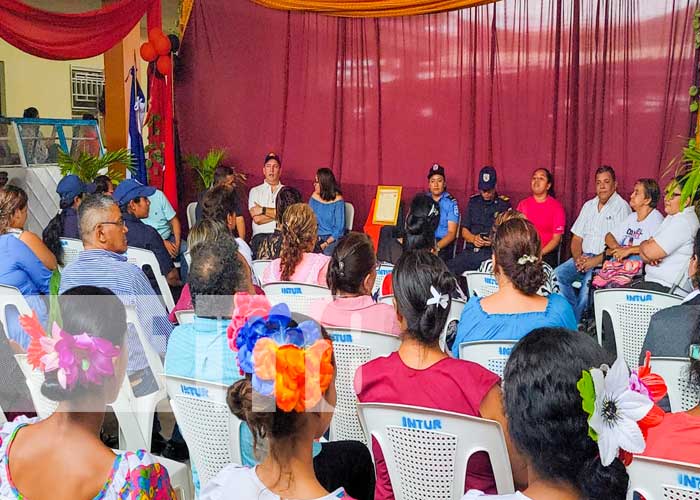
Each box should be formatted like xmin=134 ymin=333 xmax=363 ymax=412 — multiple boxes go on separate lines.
xmin=0 ymin=0 xmax=154 ymax=60
xmin=175 ymin=0 xmax=697 ymax=233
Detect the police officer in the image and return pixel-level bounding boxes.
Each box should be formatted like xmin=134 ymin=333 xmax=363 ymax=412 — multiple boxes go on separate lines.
xmin=427 ymin=163 xmax=460 ymax=261
xmin=114 ymin=179 xmax=181 ymax=287
xmin=448 ymin=166 xmax=511 ymax=275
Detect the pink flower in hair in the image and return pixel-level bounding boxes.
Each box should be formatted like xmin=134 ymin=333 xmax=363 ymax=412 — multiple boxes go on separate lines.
xmin=226 ymin=293 xmax=272 ymax=351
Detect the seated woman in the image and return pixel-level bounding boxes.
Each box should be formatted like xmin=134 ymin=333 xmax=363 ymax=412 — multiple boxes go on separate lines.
xmin=204 ymin=303 xmax=373 ymax=500
xmin=309 ymin=168 xmax=345 ymax=256
xmin=463 ymin=328 xmax=636 ymax=499
xmin=316 ymin=232 xmax=401 ymax=335
xmin=4 ymin=286 xmax=176 ymax=499
xmin=355 ymin=250 xmax=527 ymax=498
xmin=451 ymin=217 xmax=576 ymax=355
xmin=251 ymin=186 xmax=302 ymax=260
xmin=516 ymin=168 xmax=565 ymax=267
xmin=262 ymin=203 xmax=330 ymax=286
xmin=639 ymin=176 xmax=700 ymax=293
xmin=42 ymin=174 xmax=93 ymax=266
xmin=0 ymin=186 xmax=52 ymax=347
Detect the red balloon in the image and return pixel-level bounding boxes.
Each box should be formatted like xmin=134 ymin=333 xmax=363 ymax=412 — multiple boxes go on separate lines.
xmin=154 ymin=35 xmax=171 ymax=56
xmin=139 ymin=42 xmax=157 ymax=62
xmin=156 ymin=55 xmax=172 ymax=75
xmin=148 ymin=27 xmax=164 ymax=44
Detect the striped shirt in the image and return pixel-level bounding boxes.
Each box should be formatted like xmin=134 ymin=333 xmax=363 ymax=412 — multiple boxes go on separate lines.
xmin=59 ymin=249 xmax=172 ymax=373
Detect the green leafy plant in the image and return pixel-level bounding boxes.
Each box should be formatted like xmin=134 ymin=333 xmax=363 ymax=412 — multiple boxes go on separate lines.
xmin=57 ymin=148 xmax=134 ymax=183
xmin=185 ymin=149 xmax=227 ymax=189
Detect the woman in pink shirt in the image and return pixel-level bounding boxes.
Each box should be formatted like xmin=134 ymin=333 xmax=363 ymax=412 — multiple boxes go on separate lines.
xmin=516 ymin=168 xmax=565 ymax=267
xmin=262 ymin=203 xmax=330 ymax=286
xmin=317 ymin=232 xmax=401 ymax=335
xmin=355 ymin=250 xmax=527 ymax=499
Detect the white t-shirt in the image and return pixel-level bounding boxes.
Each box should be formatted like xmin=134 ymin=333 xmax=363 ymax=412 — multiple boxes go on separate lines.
xmin=571 ymin=192 xmax=631 ymax=254
xmin=248 ymin=182 xmax=284 ymax=236
xmin=611 ymin=209 xmax=664 ymax=246
xmin=200 ymin=464 xmax=352 ymax=500
xmin=644 ymin=207 xmax=700 ymax=290
xmin=462 ymin=490 xmax=532 ymax=500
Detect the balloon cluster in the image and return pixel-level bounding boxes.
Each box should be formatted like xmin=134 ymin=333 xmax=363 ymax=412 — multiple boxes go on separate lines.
xmin=139 ymin=28 xmax=180 ymax=76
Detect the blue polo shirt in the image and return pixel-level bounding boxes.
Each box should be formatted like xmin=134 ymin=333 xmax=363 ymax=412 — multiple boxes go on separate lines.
xmin=123 ymin=212 xmax=174 ymax=275
xmin=429 ymin=191 xmax=460 ymax=239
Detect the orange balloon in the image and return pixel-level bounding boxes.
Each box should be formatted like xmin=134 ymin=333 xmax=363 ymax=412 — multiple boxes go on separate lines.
xmin=139 ymin=42 xmax=157 ymax=62
xmin=154 ymin=35 xmax=171 ymax=56
xmin=148 ymin=27 xmax=163 ymax=44
xmin=156 ymin=55 xmax=172 ymax=75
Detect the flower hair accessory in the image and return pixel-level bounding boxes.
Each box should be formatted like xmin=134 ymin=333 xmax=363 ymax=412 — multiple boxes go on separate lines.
xmin=19 ymin=311 xmax=120 ymax=391
xmin=576 ymin=353 xmax=666 ymax=467
xmin=426 ymin=286 xmax=449 ymax=309
xmin=517 ymin=254 xmax=538 ymax=265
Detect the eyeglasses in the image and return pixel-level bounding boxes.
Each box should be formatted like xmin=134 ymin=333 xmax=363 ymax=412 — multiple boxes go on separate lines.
xmin=95 ymin=218 xmax=125 ymax=229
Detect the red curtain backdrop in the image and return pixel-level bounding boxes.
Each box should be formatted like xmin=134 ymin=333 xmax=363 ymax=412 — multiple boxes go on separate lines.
xmin=0 ymin=0 xmax=154 ymax=60
xmin=175 ymin=0 xmax=697 ymax=233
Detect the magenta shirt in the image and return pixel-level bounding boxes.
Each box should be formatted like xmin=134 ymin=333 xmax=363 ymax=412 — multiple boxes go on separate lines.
xmin=315 ymin=295 xmax=401 ymax=335
xmin=516 ymin=195 xmax=566 ymax=247
xmin=355 ymin=352 xmax=501 ymax=498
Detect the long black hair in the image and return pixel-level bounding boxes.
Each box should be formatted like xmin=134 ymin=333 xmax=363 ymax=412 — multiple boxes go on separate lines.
xmin=42 ymin=196 xmax=75 ymax=266
xmin=403 ymin=194 xmax=439 ymax=252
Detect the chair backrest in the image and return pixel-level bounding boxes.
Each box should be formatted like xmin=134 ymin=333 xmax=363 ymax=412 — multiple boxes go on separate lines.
xmin=441 ymin=298 xmax=465 ymax=352
xmin=124 ymin=246 xmax=175 ymax=312
xmin=358 ymin=402 xmax=515 ymax=499
xmin=183 ymin=250 xmax=191 ymax=268
xmin=59 ymin=237 xmax=83 ymax=268
xmin=165 ymin=374 xmax=243 ymax=488
xmin=261 ymin=282 xmax=332 ymax=316
xmin=174 ymin=309 xmax=195 ymax=325
xmin=14 ymin=354 xmax=59 ymax=419
xmin=650 ymin=356 xmax=699 ymax=412
xmin=458 ymin=340 xmax=518 ymax=378
xmin=0 ymin=285 xmax=32 ymax=337
xmin=325 ymin=327 xmax=400 ymax=443
xmin=186 ymin=202 xmax=197 ymax=230
xmin=593 ymin=289 xmax=683 ymax=368
xmin=251 ymin=260 xmax=271 ymax=283
xmin=377 ymin=295 xmax=394 ymax=306
xmin=462 ymin=271 xmax=499 ymax=298
xmin=626 ymin=455 xmax=700 ymax=500
xmin=344 ymin=202 xmax=355 ymax=231
xmin=372 ymin=263 xmax=394 ymax=297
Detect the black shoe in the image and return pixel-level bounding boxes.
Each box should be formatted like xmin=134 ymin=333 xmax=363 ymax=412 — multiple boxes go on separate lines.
xmin=151 ymin=432 xmax=167 ymax=455
xmin=162 ymin=440 xmax=189 ymax=462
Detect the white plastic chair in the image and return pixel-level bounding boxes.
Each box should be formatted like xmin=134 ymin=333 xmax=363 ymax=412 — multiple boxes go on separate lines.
xmin=372 ymin=263 xmax=393 ymax=297
xmin=325 ymin=327 xmax=400 ymax=443
xmin=186 ymin=202 xmax=197 ymax=230
xmin=262 ymin=282 xmax=332 ymax=316
xmin=593 ymin=289 xmax=683 ymax=368
xmin=377 ymin=295 xmax=394 ymax=306
xmin=441 ymin=298 xmax=465 ymax=354
xmin=462 ymin=271 xmax=499 ymax=297
xmin=251 ymin=260 xmax=271 ymax=282
xmin=650 ymin=356 xmax=699 ymax=412
xmin=344 ymin=202 xmax=355 ymax=231
xmin=0 ymin=285 xmax=32 ymax=337
xmin=183 ymin=250 xmax=191 ymax=269
xmin=14 ymin=353 xmax=59 ymax=419
xmin=458 ymin=340 xmax=518 ymax=378
xmin=174 ymin=309 xmax=195 ymax=325
xmin=627 ymin=455 xmax=700 ymax=499
xmin=165 ymin=374 xmax=244 ymax=489
xmin=59 ymin=237 xmax=83 ymax=268
xmin=357 ymin=402 xmax=515 ymax=498
xmin=0 ymin=402 xmax=6 ymax=425
xmin=125 ymin=246 xmax=176 ymax=312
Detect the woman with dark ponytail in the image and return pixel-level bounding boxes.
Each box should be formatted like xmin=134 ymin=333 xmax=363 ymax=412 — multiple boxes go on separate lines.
xmin=463 ymin=328 xmax=652 ymax=499
xmin=42 ymin=174 xmax=94 ymax=265
xmin=355 ymin=250 xmax=528 ymax=499
xmin=0 ymin=286 xmax=176 ymax=499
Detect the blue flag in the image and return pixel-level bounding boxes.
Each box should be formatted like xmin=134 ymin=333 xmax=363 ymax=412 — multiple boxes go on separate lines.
xmin=128 ymin=66 xmax=147 ymax=184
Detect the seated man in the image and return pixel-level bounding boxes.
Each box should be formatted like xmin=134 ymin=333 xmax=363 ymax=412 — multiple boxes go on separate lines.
xmin=141 ymin=187 xmax=187 ymax=278
xmin=114 ymin=179 xmax=181 ymax=288
xmin=427 ymin=163 xmax=459 ymax=261
xmin=554 ymin=165 xmax=631 ymax=322
xmin=447 ymin=166 xmax=510 ymax=275
xmin=249 ymin=152 xmax=284 ymax=249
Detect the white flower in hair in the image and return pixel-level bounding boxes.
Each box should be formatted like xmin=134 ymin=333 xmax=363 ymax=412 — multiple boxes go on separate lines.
xmin=426 ymin=286 xmax=449 ymax=309
xmin=588 ymin=357 xmax=653 ymax=466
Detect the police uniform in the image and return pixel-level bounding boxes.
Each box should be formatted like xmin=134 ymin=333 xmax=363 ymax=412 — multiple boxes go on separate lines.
xmin=123 ymin=212 xmax=174 ymax=276
xmin=427 ymin=163 xmax=460 ymax=261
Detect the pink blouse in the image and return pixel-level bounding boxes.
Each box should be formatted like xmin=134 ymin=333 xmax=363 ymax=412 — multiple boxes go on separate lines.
xmin=261 ymin=252 xmax=330 ymax=286
xmin=316 ymin=295 xmax=401 ymax=335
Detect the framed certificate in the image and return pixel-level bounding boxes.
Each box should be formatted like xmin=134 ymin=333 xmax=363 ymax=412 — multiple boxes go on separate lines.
xmin=372 ymin=185 xmax=402 ymax=225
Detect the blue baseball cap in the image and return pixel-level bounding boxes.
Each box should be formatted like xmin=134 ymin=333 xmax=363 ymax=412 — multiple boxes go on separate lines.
xmin=113 ymin=179 xmax=156 ymax=207
xmin=478 ymin=166 xmax=497 ymax=191
xmin=56 ymin=174 xmax=95 ymax=202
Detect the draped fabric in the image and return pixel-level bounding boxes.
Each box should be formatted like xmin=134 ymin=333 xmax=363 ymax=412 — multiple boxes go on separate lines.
xmin=250 ymin=0 xmax=499 ymax=18
xmin=0 ymin=0 xmax=154 ymax=60
xmin=175 ymin=0 xmax=697 ymax=235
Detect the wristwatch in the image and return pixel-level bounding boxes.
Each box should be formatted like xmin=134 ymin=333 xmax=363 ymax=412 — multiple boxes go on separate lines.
xmin=262 ymin=206 xmax=267 ymax=216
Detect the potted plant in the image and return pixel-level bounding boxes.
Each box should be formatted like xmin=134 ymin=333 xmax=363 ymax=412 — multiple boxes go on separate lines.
xmin=185 ymin=148 xmax=227 ymax=189
xmin=57 ymin=148 xmax=134 ymax=183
